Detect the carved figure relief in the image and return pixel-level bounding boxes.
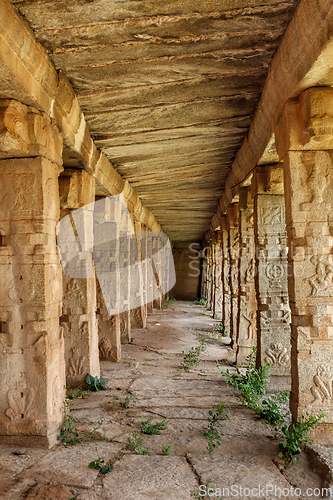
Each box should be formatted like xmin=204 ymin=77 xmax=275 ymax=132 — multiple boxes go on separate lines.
xmin=5 ymin=384 xmax=34 ymax=420
xmin=266 ymin=263 xmax=284 ymax=282
xmin=242 ymin=311 xmax=256 ymax=340
xmin=245 ymin=258 xmax=256 ymax=282
xmin=65 ymin=279 xmax=84 ymax=300
xmin=302 ymin=152 xmax=330 ymax=209
xmin=310 ymin=363 xmax=333 ymax=403
xmin=68 ymin=347 xmax=85 ymax=378
xmin=264 ymin=343 xmax=289 ymax=366
xmin=307 ymin=256 xmax=333 ymax=297
xmin=261 ymin=206 xmax=283 ymax=225
xmin=99 ymin=338 xmax=113 ymax=359
xmin=51 ymin=375 xmax=63 ymax=417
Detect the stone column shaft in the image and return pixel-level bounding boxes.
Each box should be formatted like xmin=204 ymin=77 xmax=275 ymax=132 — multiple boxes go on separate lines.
xmin=227 ymin=203 xmax=240 ymax=346
xmin=236 ymin=188 xmax=257 ymax=364
xmin=0 ymin=100 xmax=65 ymax=447
xmin=276 ymin=87 xmax=333 ymax=441
xmin=213 ymin=232 xmax=223 ymax=321
xmin=253 ymin=165 xmax=291 ymax=391
xmin=60 ymin=169 xmax=100 ymax=382
xmin=221 ymin=216 xmax=231 ymax=335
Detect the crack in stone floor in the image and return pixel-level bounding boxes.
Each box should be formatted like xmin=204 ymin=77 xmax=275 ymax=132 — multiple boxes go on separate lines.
xmin=0 ymin=302 xmax=325 ymax=499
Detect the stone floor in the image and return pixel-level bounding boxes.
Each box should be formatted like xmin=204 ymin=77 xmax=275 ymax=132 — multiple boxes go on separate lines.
xmin=0 ymin=301 xmax=329 ymax=499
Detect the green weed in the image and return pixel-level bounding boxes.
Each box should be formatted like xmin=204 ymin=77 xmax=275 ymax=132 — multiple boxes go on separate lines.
xmin=278 ymin=411 xmax=326 ymax=466
xmin=180 ymin=338 xmax=206 ymax=370
xmin=86 ymin=373 xmax=108 ymax=392
xmin=127 ymin=431 xmax=148 ymax=455
xmin=161 ymin=443 xmax=172 ymax=455
xmin=140 ymin=417 xmax=169 ymax=435
xmin=88 ymin=456 xmax=113 ymax=474
xmin=203 ymin=400 xmax=229 ymax=453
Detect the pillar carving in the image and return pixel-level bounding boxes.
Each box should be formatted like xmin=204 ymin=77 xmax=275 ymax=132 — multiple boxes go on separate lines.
xmin=236 ymin=188 xmax=257 ymax=364
xmin=213 ymin=231 xmax=223 ymax=321
xmin=276 ymin=87 xmax=333 ymax=441
xmin=132 ymin=221 xmax=147 ymax=328
xmin=0 ymin=99 xmax=65 ymax=447
xmin=59 ymin=170 xmax=101 ymax=381
xmin=253 ymin=165 xmax=291 ymax=391
xmin=227 ymin=203 xmax=240 ymax=346
xmin=221 ymin=216 xmax=231 ymax=335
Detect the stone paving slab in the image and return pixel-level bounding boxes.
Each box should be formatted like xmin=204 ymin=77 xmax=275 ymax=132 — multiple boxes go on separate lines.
xmin=20 ymin=443 xmax=122 ymax=489
xmin=187 ymin=452 xmax=294 ymax=500
xmin=0 ymin=447 xmax=48 ymax=480
xmin=102 ymin=455 xmax=196 ymax=499
xmin=0 ymin=477 xmax=36 ymax=500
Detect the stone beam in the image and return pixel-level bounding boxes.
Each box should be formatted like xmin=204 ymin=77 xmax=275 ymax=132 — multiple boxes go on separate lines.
xmin=0 ymin=0 xmax=162 ymax=234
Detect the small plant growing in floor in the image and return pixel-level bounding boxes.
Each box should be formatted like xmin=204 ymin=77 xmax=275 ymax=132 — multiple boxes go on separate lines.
xmin=162 ymin=296 xmax=176 ymax=307
xmin=140 ymin=417 xmax=169 ymax=435
xmin=180 ymin=338 xmax=207 ymax=370
xmin=203 ymin=399 xmax=229 ymax=453
xmin=66 ymin=385 xmax=90 ymax=399
xmin=88 ymin=456 xmax=113 ymax=474
xmin=194 ymin=297 xmax=206 ymax=306
xmin=59 ymin=398 xmax=81 ymax=445
xmin=127 ymin=431 xmax=148 ymax=455
xmin=254 ymin=391 xmax=290 ymax=427
xmin=219 ymin=347 xmax=271 ymax=409
xmin=161 ymin=443 xmax=172 ymax=455
xmin=86 ymin=373 xmax=108 ymax=392
xmin=122 ymin=391 xmax=137 ymax=408
xmin=278 ymin=410 xmax=326 ymax=467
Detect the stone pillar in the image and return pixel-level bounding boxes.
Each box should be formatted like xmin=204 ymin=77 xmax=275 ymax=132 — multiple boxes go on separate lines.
xmin=207 ymin=239 xmax=214 ymax=311
xmin=119 ymin=201 xmax=131 ymax=343
xmin=236 ymin=188 xmax=257 ymax=364
xmin=0 ymin=100 xmax=65 ymax=447
xmin=276 ymin=87 xmax=333 ymax=440
xmin=201 ymin=249 xmax=208 ymax=301
xmin=59 ymin=170 xmax=100 ymax=383
xmin=206 ymin=243 xmax=213 ymax=310
xmin=152 ymin=233 xmax=163 ymax=310
xmin=93 ymin=196 xmax=121 ymax=361
xmin=253 ymin=165 xmax=291 ymax=391
xmin=144 ymin=228 xmax=154 ymax=313
xmin=221 ymin=216 xmax=231 ymax=335
xmin=213 ymin=231 xmax=223 ymax=321
xmin=132 ymin=221 xmax=147 ymax=328
xmin=227 ymin=203 xmax=240 ymax=346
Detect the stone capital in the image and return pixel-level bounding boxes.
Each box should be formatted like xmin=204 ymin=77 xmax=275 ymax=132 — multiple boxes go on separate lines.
xmin=275 ymin=87 xmax=333 ymax=160
xmin=0 ymin=99 xmax=63 ymax=167
xmin=252 ymin=164 xmax=284 ymax=196
xmin=226 ymin=203 xmax=239 ymax=229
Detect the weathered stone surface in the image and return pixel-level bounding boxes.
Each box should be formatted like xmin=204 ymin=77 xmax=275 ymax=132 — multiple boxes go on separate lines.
xmin=21 ymin=443 xmax=122 ymax=489
xmin=103 ymin=455 xmax=195 ymax=500
xmin=24 ymin=483 xmax=73 ymax=500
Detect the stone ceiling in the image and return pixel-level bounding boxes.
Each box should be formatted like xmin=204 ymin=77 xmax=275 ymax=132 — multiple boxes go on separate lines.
xmin=9 ymin=0 xmax=299 ymax=241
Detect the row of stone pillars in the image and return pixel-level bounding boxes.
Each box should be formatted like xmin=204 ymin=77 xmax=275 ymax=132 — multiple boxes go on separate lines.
xmin=203 ymin=87 xmax=333 ymax=442
xmin=0 ymin=99 xmax=165 ymax=447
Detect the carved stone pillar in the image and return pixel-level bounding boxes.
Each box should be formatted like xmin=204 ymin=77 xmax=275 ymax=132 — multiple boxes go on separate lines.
xmin=206 ymin=244 xmax=213 ymax=310
xmin=227 ymin=203 xmax=240 ymax=346
xmin=221 ymin=216 xmax=231 ymax=335
xmin=0 ymin=100 xmax=65 ymax=447
xmin=276 ymin=87 xmax=333 ymax=441
xmin=119 ymin=202 xmax=131 ymax=343
xmin=213 ymin=231 xmax=223 ymax=321
xmin=236 ymin=188 xmax=257 ymax=364
xmin=143 ymin=227 xmax=154 ymax=314
xmin=152 ymin=233 xmax=163 ymax=310
xmin=59 ymin=170 xmax=100 ymax=382
xmin=132 ymin=221 xmax=147 ymax=328
xmin=253 ymin=165 xmax=291 ymax=391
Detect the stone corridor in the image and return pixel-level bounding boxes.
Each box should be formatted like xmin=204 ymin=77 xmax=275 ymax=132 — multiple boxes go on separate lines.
xmin=0 ymin=301 xmax=328 ymax=500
